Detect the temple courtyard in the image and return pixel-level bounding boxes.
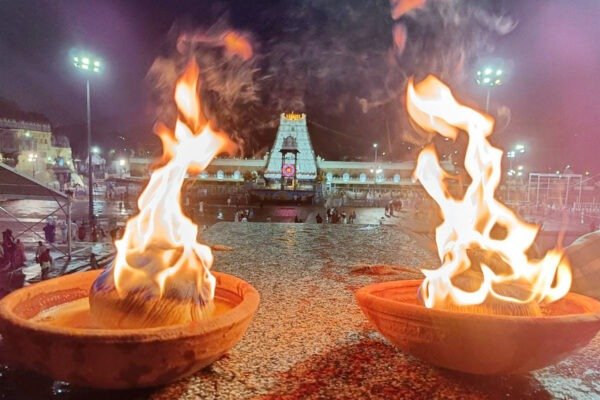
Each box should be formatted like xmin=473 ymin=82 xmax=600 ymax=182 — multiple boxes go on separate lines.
xmin=1 ymin=222 xmax=598 ymax=400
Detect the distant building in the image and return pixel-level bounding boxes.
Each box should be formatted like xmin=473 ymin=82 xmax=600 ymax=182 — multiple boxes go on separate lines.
xmin=0 ymin=119 xmax=82 ymax=190
xmin=127 ymin=112 xmax=457 ymax=200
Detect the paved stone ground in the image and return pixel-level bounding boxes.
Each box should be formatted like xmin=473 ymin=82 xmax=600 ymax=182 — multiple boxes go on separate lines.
xmin=0 ymin=223 xmax=598 ymax=399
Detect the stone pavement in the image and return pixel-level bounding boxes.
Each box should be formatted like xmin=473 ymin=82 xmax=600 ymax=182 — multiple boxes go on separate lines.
xmin=0 ymin=223 xmax=598 ymax=399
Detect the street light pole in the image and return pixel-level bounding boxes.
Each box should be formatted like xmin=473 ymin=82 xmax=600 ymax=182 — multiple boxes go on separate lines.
xmin=28 ymin=152 xmax=38 ymax=179
xmin=86 ymin=78 xmax=93 ymax=231
xmin=507 ymin=151 xmax=514 ymax=203
xmin=476 ymin=65 xmax=505 ymax=113
xmin=505 ymin=144 xmax=525 ymax=203
xmin=373 ymin=143 xmax=378 ymax=164
xmin=73 ymin=53 xmax=102 ymax=238
xmin=373 ymin=143 xmax=378 ymax=183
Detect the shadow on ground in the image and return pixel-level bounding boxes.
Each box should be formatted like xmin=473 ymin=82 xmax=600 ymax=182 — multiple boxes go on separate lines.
xmin=256 ymin=338 xmax=552 ymax=400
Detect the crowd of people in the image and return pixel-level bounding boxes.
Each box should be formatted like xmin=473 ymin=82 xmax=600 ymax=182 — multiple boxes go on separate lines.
xmin=233 ymin=208 xmax=254 ymax=222
xmin=40 ymin=218 xmax=128 ymax=244
xmin=1 ymin=224 xmax=62 ymax=282
xmin=384 ymin=199 xmax=403 ymax=217
xmin=317 ymin=208 xmax=357 ymax=224
xmin=0 ymin=216 xmax=127 ymax=282
xmin=1 ymin=229 xmax=26 ymax=271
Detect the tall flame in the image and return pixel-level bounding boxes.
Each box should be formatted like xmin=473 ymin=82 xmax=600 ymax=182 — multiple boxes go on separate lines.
xmin=112 ymin=60 xmax=235 ymax=304
xmin=407 ymin=75 xmax=572 ymax=309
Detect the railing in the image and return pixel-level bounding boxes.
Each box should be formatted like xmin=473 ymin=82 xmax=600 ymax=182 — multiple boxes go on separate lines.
xmin=571 ymin=202 xmax=600 ymax=213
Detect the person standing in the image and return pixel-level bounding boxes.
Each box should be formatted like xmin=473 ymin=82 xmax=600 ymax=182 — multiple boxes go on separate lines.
xmin=90 ymin=253 xmax=99 ymax=269
xmin=78 ymin=222 xmax=87 ymax=241
xmin=43 ymin=222 xmax=53 ymax=243
xmin=2 ymin=229 xmax=15 ymax=267
xmin=13 ymin=239 xmax=26 ymax=268
xmin=2 ymin=229 xmax=14 ymax=246
xmin=110 ymin=225 xmax=119 ymax=244
xmin=71 ymin=220 xmax=78 ymax=241
xmin=58 ymin=220 xmax=67 ymax=243
xmin=5 ymin=239 xmax=16 ymax=269
xmin=49 ymin=223 xmax=56 ymax=244
xmin=35 ymin=241 xmax=46 ymax=264
xmin=39 ymin=249 xmax=52 ymax=280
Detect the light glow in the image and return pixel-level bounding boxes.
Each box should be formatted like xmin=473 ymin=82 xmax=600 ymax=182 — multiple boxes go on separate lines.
xmin=111 ymin=60 xmax=236 ymax=307
xmin=406 ymin=75 xmax=571 ymax=309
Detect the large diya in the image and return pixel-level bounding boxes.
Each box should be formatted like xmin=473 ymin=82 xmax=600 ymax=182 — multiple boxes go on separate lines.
xmin=356 ymin=280 xmax=600 ymax=374
xmin=0 ymin=270 xmax=258 ymax=389
xmin=356 ymin=76 xmax=600 ymax=374
xmin=0 ymin=58 xmax=259 ymax=388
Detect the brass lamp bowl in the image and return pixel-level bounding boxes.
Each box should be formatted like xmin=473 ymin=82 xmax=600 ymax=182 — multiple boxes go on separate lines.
xmin=355 ymin=279 xmax=600 ymax=375
xmin=0 ymin=270 xmax=259 ymax=389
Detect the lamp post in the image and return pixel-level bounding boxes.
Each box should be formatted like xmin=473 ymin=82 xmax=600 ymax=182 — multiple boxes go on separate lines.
xmin=372 ymin=143 xmax=379 ymax=183
xmin=73 ymin=53 xmax=102 ymax=235
xmin=506 ymin=144 xmax=525 ymax=202
xmin=476 ymin=65 xmax=504 ymax=112
xmin=119 ymin=159 xmax=126 ymax=178
xmin=28 ymin=152 xmax=38 ymax=179
xmin=507 ymin=143 xmax=525 ymax=172
xmin=373 ymin=143 xmax=378 ymax=164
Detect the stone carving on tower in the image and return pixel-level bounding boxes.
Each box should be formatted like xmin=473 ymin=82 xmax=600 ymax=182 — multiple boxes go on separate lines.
xmin=264 ymin=113 xmax=318 ymax=187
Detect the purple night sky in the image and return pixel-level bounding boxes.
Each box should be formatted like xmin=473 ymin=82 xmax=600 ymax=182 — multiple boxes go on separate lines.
xmin=0 ymin=0 xmax=598 ymax=173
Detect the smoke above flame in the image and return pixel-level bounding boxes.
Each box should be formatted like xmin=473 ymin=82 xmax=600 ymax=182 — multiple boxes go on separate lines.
xmin=144 ymin=2 xmax=512 ymax=156
xmin=112 ymin=59 xmax=235 ymax=305
xmin=407 ymin=75 xmax=571 ymax=309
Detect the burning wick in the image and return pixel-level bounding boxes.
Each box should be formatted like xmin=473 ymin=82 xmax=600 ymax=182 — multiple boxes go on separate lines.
xmin=90 ymin=60 xmax=235 ymax=329
xmin=407 ymin=76 xmax=572 ymax=316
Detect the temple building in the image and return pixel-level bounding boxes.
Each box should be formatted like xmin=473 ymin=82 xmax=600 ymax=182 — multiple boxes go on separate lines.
xmin=128 ymin=112 xmax=457 ymax=201
xmin=264 ymin=113 xmax=318 ymax=188
xmin=0 ymin=119 xmax=82 ymax=190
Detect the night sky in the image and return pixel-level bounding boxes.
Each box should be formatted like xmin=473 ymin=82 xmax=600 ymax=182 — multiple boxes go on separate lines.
xmin=0 ymin=0 xmax=598 ymax=173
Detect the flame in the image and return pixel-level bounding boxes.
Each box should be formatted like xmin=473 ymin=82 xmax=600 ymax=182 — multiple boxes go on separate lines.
xmin=407 ymin=75 xmax=571 ymax=309
xmin=223 ymin=32 xmax=253 ymax=61
xmin=112 ymin=59 xmax=235 ymax=304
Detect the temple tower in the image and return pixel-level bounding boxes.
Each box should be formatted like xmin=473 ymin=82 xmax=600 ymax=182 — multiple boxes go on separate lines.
xmin=264 ymin=113 xmax=317 ymax=188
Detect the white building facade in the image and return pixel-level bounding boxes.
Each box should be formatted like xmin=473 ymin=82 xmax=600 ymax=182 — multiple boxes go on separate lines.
xmin=0 ymin=119 xmax=81 ymax=189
